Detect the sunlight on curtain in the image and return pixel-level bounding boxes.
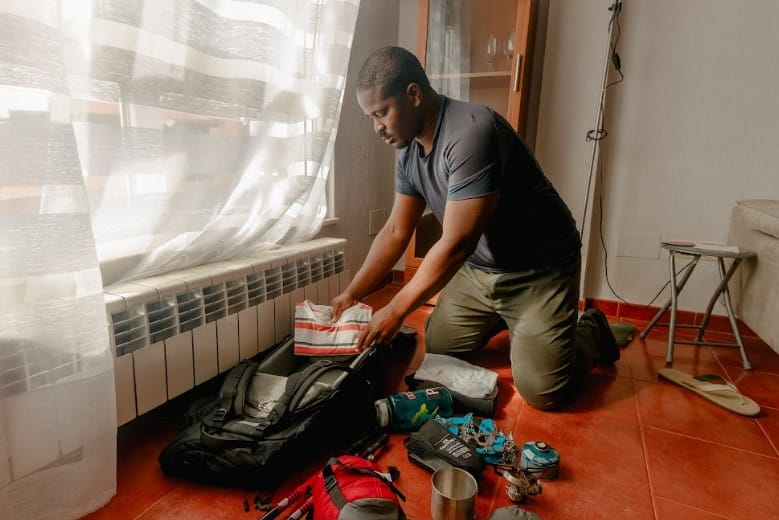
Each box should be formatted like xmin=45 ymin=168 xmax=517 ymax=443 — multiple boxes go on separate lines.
xmin=1 ymin=1 xmax=360 ymax=518
xmin=70 ymin=0 xmax=360 ymax=285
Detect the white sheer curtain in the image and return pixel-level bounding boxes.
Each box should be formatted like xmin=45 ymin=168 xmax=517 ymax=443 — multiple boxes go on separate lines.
xmin=74 ymin=0 xmax=360 ymax=285
xmin=0 ymin=1 xmax=360 ymax=518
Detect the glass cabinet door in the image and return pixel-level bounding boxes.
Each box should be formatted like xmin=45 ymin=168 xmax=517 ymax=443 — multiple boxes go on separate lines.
xmin=416 ymin=0 xmax=535 ymax=135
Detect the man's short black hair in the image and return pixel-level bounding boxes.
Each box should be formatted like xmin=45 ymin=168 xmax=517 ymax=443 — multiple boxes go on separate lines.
xmin=356 ymin=46 xmax=432 ymax=99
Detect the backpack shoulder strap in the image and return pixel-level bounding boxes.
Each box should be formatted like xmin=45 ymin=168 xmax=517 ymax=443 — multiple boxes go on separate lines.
xmin=204 ymin=360 xmax=258 ymax=426
xmin=257 ymin=361 xmax=356 ymax=432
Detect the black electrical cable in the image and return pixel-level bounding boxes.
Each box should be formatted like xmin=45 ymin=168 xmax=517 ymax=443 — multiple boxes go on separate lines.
xmin=596 ymin=165 xmax=630 ymax=305
xmin=581 ymin=0 xmax=624 ymax=240
xmin=605 ymin=0 xmax=624 ymax=89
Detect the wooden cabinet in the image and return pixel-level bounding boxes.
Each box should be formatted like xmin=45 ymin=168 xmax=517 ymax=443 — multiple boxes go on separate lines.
xmin=404 ymin=0 xmax=537 ymax=282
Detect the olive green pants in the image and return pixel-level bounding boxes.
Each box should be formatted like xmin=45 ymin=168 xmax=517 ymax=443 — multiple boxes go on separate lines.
xmin=425 ymin=260 xmax=598 ymax=410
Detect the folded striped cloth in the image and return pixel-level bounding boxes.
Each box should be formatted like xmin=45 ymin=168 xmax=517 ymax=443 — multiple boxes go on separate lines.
xmin=293 ymin=300 xmax=372 ymax=356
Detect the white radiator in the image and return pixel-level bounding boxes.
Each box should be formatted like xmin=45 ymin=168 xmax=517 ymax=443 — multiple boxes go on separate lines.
xmin=104 ymin=238 xmax=349 ymax=426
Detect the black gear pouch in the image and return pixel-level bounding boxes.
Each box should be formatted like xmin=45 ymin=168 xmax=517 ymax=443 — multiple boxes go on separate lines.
xmin=403 ymin=419 xmax=485 ymax=478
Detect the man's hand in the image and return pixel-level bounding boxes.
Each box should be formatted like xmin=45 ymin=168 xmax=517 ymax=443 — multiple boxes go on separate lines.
xmin=329 ymin=292 xmax=358 ymax=323
xmin=355 ymin=304 xmax=404 ymax=352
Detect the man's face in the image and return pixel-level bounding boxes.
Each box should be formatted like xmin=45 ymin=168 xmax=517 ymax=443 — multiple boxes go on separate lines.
xmin=357 ymin=86 xmax=419 ymax=149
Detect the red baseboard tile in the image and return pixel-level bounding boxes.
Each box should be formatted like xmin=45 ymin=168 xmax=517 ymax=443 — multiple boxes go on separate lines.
xmin=584 ymin=298 xmax=619 ymax=317
xmin=580 ymin=297 xmax=757 ymax=337
xmin=615 ymin=302 xmax=664 ymax=322
xmin=695 ymin=312 xmax=758 ymax=337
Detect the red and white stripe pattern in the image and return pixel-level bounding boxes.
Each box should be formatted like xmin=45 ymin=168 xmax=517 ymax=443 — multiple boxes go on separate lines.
xmin=294 ymin=300 xmax=372 ymax=356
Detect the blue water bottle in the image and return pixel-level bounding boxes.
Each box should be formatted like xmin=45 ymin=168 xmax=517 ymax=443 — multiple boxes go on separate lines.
xmin=374 ymin=387 xmax=454 ymax=431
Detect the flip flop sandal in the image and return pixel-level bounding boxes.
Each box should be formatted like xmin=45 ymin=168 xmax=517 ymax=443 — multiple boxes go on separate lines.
xmin=657 ymin=368 xmax=761 ymax=417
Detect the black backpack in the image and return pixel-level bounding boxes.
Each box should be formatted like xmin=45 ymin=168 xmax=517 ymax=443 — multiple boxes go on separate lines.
xmin=159 ymin=329 xmax=416 ymax=490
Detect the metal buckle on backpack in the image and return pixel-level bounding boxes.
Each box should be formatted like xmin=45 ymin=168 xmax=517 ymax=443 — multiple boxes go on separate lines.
xmin=324 ymin=472 xmax=339 ymax=494
xmin=212 ymin=408 xmax=227 ymax=424
xmin=254 ymin=410 xmax=276 ymax=432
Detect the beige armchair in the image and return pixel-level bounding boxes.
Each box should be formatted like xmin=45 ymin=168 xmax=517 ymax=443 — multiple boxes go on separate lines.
xmin=728 ymin=199 xmax=779 ymax=354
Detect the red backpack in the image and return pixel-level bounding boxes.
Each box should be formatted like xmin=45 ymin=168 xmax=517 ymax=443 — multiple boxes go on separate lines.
xmin=310 ymin=455 xmax=406 ymax=520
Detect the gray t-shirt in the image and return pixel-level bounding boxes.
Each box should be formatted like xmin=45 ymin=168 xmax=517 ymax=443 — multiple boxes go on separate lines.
xmin=396 ymin=97 xmax=580 ymax=272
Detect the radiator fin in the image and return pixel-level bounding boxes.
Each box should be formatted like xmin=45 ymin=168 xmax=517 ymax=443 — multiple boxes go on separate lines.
xmin=226 ymin=279 xmax=248 ymax=315
xmin=265 ymin=267 xmax=282 ymax=299
xmin=310 ymin=254 xmax=323 ymax=282
xmin=296 ymin=258 xmax=311 ymax=288
xmin=147 ymin=298 xmax=177 ymax=344
xmin=281 ymin=263 xmax=296 ymax=294
xmin=177 ymin=291 xmax=204 ymax=333
xmin=246 ymin=272 xmax=266 ymax=307
xmin=203 ymin=283 xmax=227 ymax=323
xmin=112 ymin=307 xmax=148 ymax=356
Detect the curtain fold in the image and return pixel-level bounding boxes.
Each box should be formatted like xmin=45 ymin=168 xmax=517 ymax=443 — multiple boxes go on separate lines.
xmin=1 ymin=1 xmax=360 ymax=518
xmin=0 ymin=7 xmax=117 ymax=517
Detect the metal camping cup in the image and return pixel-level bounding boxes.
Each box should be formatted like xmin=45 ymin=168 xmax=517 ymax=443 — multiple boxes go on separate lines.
xmin=431 ymin=466 xmax=478 ymax=520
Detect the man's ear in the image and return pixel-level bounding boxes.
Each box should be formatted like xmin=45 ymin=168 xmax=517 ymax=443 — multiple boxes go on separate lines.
xmin=406 ymin=83 xmax=423 ymax=107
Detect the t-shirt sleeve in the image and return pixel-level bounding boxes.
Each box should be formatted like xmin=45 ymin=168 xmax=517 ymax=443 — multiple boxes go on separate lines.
xmin=395 ymin=148 xmax=422 ymax=197
xmin=445 ymin=114 xmax=501 ymax=200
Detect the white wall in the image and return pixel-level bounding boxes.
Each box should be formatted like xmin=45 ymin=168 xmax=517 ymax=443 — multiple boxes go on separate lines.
xmin=319 ymin=1 xmax=400 ymax=279
xmin=327 ymin=0 xmax=779 ymax=315
xmin=536 ymin=0 xmax=779 ymax=313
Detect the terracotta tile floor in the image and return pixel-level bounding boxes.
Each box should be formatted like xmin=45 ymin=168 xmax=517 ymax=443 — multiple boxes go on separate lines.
xmin=83 ymin=283 xmax=779 ymax=520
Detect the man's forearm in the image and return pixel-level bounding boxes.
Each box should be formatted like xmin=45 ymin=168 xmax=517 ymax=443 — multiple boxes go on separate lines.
xmin=344 ymin=227 xmax=408 ymax=300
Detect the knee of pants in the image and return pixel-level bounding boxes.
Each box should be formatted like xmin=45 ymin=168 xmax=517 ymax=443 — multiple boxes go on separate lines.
xmin=516 ymin=385 xmax=569 ymax=411
xmin=507 ymin=318 xmax=579 ymax=411
xmin=520 ymin=391 xmax=568 ymax=411
xmin=511 ymin=370 xmax=572 ymax=411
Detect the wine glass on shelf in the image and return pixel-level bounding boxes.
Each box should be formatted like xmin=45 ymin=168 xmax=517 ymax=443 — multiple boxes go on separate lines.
xmin=485 ymin=34 xmax=498 ymax=66
xmin=503 ymin=29 xmax=515 ymax=63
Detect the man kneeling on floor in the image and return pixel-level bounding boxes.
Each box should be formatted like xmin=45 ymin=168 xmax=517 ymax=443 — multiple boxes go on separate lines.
xmin=330 ymin=46 xmax=620 ymax=411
